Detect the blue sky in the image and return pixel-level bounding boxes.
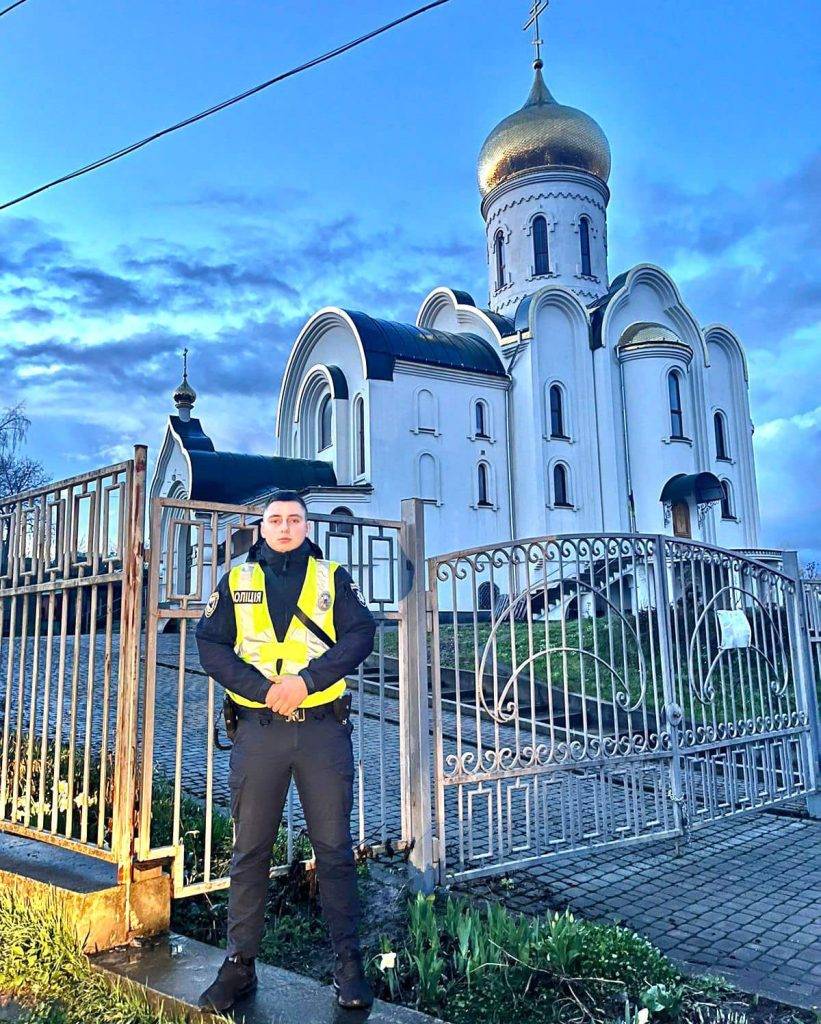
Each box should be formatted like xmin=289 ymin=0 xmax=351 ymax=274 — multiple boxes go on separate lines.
xmin=2 ymin=0 xmax=820 ymax=564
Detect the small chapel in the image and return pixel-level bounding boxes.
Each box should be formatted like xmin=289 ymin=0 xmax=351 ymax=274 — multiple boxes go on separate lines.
xmin=151 ymin=20 xmax=762 ymax=563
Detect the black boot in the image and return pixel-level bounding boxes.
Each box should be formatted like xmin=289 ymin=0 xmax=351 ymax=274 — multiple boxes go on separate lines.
xmin=332 ymin=951 xmax=374 ymax=1010
xmin=198 ymin=954 xmax=258 ymax=1012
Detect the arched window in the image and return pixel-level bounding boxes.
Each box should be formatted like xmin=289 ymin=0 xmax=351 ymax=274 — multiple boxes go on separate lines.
xmin=477 ymin=463 xmax=491 ymax=507
xmin=318 ymin=393 xmax=333 ymax=451
xmin=579 ymin=216 xmax=592 ymax=276
xmin=668 ymin=371 xmax=684 ymax=438
xmin=720 ymin=480 xmax=733 ymax=520
xmin=549 ymin=384 xmax=566 ymax=438
xmin=475 ymin=400 xmax=489 ymax=439
xmin=494 ymin=229 xmax=506 ymax=290
xmin=553 ymin=464 xmax=570 ymax=507
xmin=533 ymin=215 xmax=550 ymax=276
xmin=330 ymin=505 xmax=355 ymax=537
xmin=419 ymin=453 xmax=437 ymax=503
xmin=416 ymin=388 xmax=436 ymax=433
xmin=354 ymin=396 xmax=366 ymax=476
xmin=714 ymin=411 xmax=729 ymax=460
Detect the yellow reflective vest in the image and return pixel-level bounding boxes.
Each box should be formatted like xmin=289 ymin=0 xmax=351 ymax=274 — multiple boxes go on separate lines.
xmin=227 ymin=557 xmax=347 ymax=709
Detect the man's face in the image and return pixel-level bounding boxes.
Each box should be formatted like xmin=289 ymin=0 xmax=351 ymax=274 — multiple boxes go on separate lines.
xmin=260 ymin=501 xmax=309 ymax=552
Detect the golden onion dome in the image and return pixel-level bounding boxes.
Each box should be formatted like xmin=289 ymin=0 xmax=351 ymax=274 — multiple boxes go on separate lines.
xmin=478 ymin=62 xmax=611 ymax=198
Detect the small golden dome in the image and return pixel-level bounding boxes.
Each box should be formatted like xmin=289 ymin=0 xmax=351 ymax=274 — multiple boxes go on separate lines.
xmin=478 ymin=63 xmax=611 ymax=198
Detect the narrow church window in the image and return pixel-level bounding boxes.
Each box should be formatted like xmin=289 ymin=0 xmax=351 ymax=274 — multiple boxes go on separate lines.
xmin=417 ymin=388 xmax=437 ymax=432
xmin=319 ymin=393 xmax=333 ymax=451
xmin=494 ymin=229 xmax=506 ymax=289
xmin=714 ymin=411 xmax=729 ymax=460
xmin=533 ymin=215 xmax=550 ymax=276
xmin=475 ymin=400 xmax=490 ymax=439
xmin=668 ymin=371 xmax=684 ymax=438
xmin=720 ymin=480 xmax=734 ymax=520
xmin=354 ymin=396 xmax=366 ymax=476
xmin=478 ymin=463 xmax=492 ymax=507
xmin=419 ymin=453 xmax=437 ymax=503
xmin=330 ymin=506 xmax=355 ymax=536
xmin=579 ymin=216 xmax=592 ymax=276
xmin=549 ymin=384 xmax=566 ymax=438
xmin=553 ymin=464 xmax=571 ymax=507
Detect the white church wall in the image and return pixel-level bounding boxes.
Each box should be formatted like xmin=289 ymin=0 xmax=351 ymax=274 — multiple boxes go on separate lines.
xmin=367 ymin=363 xmax=512 ymax=558
xmin=705 ymin=329 xmax=760 ymax=547
xmin=483 ymin=169 xmax=610 ymax=315
xmin=506 ymin=342 xmax=545 ymax=540
xmin=619 ymin=346 xmax=699 ymax=535
xmin=529 ymin=292 xmax=604 ymax=534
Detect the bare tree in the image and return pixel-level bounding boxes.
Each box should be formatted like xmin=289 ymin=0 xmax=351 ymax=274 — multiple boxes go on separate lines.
xmin=0 ymin=404 xmax=49 ymax=499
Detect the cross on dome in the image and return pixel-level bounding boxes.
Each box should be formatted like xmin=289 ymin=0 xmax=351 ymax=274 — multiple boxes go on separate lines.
xmin=523 ymin=0 xmax=549 ymax=68
xmin=173 ymin=346 xmax=197 ymax=420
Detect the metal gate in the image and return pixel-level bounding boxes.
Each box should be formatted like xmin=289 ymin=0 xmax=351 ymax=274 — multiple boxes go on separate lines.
xmin=0 ymin=449 xmax=146 ymax=872
xmin=137 ymin=495 xmax=433 ymax=897
xmin=428 ymin=534 xmax=817 ymax=882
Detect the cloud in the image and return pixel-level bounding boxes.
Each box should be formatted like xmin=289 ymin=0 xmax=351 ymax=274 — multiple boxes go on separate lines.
xmin=753 ymin=405 xmax=821 ymax=564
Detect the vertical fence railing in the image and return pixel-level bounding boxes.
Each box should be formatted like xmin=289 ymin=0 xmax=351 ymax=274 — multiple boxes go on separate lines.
xmin=0 ymin=447 xmax=146 ymax=864
xmin=136 ymin=498 xmax=417 ymax=898
xmin=398 ymin=498 xmax=434 ymax=892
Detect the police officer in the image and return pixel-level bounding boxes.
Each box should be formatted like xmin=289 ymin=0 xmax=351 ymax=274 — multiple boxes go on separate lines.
xmin=195 ymin=490 xmax=376 ymax=1012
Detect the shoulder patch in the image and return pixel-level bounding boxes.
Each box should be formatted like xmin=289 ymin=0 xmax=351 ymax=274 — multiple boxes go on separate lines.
xmin=350 ymin=582 xmax=368 ymax=607
xmin=204 ymin=591 xmax=219 ymax=617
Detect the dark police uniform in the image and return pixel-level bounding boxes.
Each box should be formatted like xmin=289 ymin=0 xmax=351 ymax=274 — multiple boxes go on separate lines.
xmin=196 ymin=535 xmax=376 ymax=961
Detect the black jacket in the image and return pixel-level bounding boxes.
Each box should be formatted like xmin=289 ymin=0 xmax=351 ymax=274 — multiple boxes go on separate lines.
xmin=195 ymin=536 xmax=376 ymax=704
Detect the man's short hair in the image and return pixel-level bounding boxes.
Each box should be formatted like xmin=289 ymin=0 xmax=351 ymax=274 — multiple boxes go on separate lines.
xmin=264 ymin=490 xmax=308 ymax=516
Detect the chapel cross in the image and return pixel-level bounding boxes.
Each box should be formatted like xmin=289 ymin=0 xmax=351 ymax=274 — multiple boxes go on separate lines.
xmin=523 ymin=0 xmax=549 ymax=66
xmin=182 ymin=346 xmax=189 ymax=382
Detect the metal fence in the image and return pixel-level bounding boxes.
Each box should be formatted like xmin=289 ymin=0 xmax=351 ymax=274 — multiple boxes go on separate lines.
xmin=0 ymin=450 xmax=146 ymax=870
xmin=2 ymin=450 xmax=818 ymax=902
xmin=136 ymin=495 xmax=432 ymax=898
xmin=427 ymin=534 xmax=817 ymax=882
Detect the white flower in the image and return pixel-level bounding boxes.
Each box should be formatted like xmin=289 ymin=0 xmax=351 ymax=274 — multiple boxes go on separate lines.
xmin=378 ymin=951 xmax=397 ymax=971
xmin=637 ymin=1009 xmax=650 ymax=1024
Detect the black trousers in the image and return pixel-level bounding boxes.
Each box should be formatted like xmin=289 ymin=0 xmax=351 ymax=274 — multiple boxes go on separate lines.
xmin=225 ymin=704 xmax=360 ymax=959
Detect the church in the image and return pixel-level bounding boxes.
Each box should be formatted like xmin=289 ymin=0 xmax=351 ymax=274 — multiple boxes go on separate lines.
xmin=151 ymin=40 xmax=762 ymax=563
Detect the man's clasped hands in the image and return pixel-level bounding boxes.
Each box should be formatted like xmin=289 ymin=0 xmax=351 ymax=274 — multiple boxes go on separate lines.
xmin=265 ymin=673 xmax=309 ymax=716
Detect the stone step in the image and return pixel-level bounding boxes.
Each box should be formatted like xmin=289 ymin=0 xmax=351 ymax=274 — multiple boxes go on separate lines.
xmin=0 ymin=831 xmax=169 ymax=953
xmin=92 ymin=933 xmax=446 ymax=1024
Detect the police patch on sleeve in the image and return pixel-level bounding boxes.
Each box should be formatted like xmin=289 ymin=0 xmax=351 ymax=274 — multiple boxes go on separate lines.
xmin=204 ymin=591 xmax=219 ymax=617
xmin=350 ymin=582 xmax=367 ymax=607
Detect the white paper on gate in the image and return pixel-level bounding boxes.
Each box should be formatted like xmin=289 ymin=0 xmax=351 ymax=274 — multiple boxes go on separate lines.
xmin=716 ymin=609 xmax=752 ymax=650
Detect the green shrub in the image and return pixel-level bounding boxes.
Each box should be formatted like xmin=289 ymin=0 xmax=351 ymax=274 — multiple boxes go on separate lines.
xmin=367 ymin=894 xmax=694 ymax=1024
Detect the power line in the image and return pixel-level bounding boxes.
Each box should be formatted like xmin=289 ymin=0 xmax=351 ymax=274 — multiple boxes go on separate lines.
xmin=1 ymin=0 xmax=453 ymax=211
xmin=0 ymin=0 xmax=29 ymax=17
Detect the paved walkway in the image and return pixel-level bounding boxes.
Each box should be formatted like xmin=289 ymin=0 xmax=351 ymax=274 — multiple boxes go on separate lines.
xmin=457 ymin=806 xmax=820 ymax=1010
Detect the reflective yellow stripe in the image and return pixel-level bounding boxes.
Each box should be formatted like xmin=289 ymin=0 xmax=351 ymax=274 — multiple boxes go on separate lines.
xmin=227 ymin=557 xmax=346 ymax=709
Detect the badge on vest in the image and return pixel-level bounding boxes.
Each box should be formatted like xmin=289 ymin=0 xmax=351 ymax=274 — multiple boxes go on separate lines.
xmin=317 ymin=591 xmax=332 ymax=612
xmin=234 ymin=591 xmax=264 ymax=604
